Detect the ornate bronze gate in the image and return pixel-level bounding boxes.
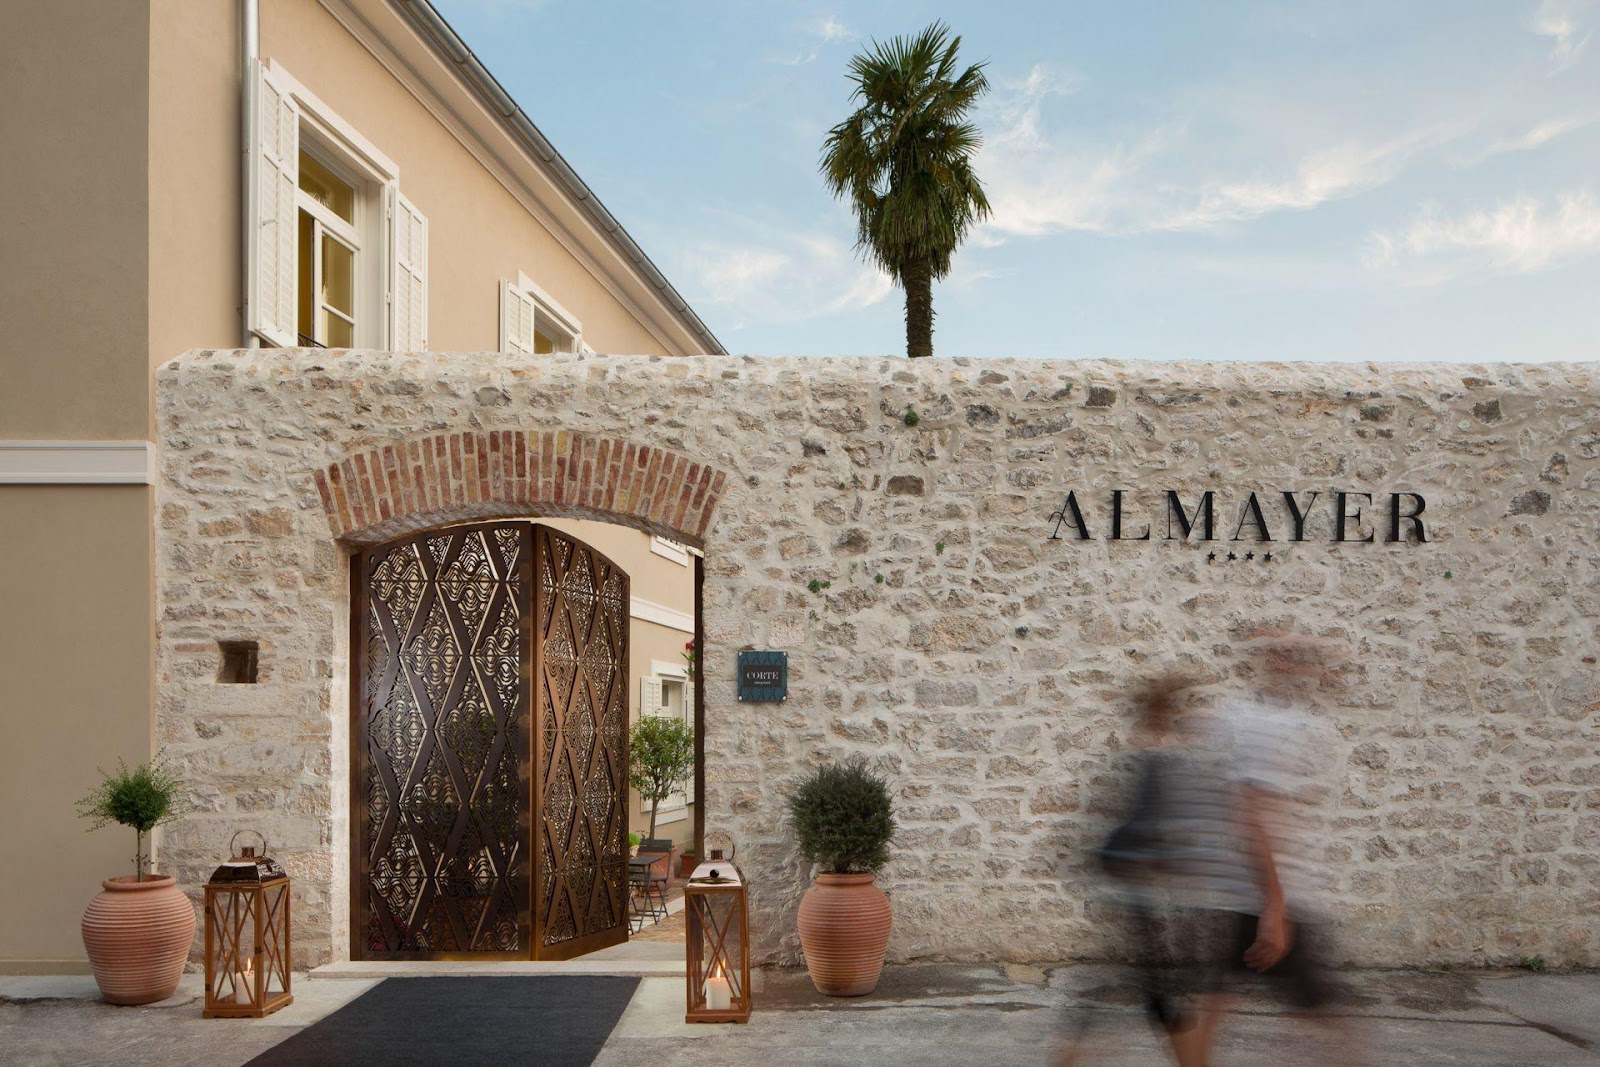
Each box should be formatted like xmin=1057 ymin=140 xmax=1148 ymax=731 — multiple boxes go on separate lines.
xmin=353 ymin=522 xmax=629 ymax=960
xmin=531 ymin=525 xmax=631 ymax=959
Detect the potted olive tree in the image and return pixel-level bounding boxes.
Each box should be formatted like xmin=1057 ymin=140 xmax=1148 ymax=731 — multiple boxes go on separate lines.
xmin=790 ymin=757 xmax=897 ymax=996
xmin=628 ymin=714 xmax=694 ymax=882
xmin=76 ymin=753 xmax=196 ymax=1005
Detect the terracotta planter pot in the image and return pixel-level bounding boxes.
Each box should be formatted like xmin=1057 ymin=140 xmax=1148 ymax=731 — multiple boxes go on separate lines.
xmin=797 ymin=872 xmax=892 ymax=996
xmin=81 ymin=875 xmax=197 ymax=1006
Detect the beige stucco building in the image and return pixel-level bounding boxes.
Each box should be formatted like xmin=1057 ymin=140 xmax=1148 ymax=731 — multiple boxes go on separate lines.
xmin=0 ymin=0 xmax=714 ymax=971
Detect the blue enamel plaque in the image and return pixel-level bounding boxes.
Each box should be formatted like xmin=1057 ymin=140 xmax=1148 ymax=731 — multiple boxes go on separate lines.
xmin=736 ymin=650 xmax=787 ymax=702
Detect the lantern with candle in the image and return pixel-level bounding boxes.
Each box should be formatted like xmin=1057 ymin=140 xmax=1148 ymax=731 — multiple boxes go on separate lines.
xmin=203 ymin=830 xmax=293 ymax=1018
xmin=684 ymin=845 xmax=751 ymax=1023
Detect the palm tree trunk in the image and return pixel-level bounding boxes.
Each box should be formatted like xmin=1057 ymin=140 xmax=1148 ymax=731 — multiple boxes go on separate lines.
xmin=902 ymin=259 xmax=934 ymax=358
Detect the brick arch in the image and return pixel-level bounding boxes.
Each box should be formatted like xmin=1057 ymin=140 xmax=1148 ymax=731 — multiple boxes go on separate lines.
xmin=312 ymin=430 xmax=727 ymax=546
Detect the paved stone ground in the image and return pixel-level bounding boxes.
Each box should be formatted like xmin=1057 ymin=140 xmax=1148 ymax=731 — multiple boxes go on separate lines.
xmin=2 ymin=965 xmax=1595 ymax=1066
xmin=629 ymin=884 xmax=687 ymax=943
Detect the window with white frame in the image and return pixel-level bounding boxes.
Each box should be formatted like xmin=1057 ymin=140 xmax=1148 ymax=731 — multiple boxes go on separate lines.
xmin=249 ymin=61 xmax=427 ymax=351
xmin=500 ymin=273 xmax=582 ymax=354
xmin=296 ymin=149 xmax=360 ymax=346
xmin=640 ymin=662 xmax=695 ymax=822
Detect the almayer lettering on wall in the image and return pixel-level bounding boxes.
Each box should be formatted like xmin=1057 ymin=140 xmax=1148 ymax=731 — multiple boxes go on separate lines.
xmin=1047 ymin=490 xmax=1429 ymax=544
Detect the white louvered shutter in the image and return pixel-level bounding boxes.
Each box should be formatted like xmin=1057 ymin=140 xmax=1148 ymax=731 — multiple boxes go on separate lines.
xmin=389 ymin=190 xmax=428 ymax=351
xmin=683 ymin=678 xmax=696 ymax=804
xmin=640 ymin=677 xmax=665 ymax=815
xmin=660 ymin=678 xmax=687 ymax=814
xmin=641 ymin=677 xmax=664 ymax=717
xmin=249 ymin=63 xmax=299 ymax=346
xmin=500 ymin=280 xmax=535 ymax=354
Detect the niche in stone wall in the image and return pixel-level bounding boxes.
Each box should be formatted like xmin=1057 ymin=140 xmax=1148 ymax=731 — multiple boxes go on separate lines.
xmin=217 ymin=640 xmax=259 ymax=684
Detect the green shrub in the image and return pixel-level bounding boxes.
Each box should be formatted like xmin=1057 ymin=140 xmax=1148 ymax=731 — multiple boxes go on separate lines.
xmin=789 ymin=758 xmax=896 ymax=874
xmin=76 ymin=752 xmax=186 ymax=881
xmin=629 ymin=715 xmax=695 ymax=838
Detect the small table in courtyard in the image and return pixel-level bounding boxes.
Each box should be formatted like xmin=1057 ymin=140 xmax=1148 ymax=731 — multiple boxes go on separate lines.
xmin=629 ymin=852 xmax=670 ymax=929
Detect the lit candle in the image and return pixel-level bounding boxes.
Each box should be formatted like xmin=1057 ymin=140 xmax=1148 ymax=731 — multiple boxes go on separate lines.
xmin=234 ymin=960 xmax=253 ymax=1005
xmin=703 ymin=965 xmax=732 ymax=1011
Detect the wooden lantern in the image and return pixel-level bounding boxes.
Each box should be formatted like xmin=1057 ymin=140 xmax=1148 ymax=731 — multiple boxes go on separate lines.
xmin=684 ymin=849 xmax=751 ymax=1023
xmin=203 ymin=831 xmax=293 ymax=1018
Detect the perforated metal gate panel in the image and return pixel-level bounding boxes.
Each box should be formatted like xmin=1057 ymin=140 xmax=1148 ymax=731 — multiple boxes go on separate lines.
xmin=531 ymin=524 xmax=630 ymax=960
xmin=353 ymin=522 xmax=628 ymax=960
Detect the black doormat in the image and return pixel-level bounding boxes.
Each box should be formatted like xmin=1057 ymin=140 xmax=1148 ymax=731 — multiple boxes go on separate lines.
xmin=245 ymin=976 xmax=641 ymax=1067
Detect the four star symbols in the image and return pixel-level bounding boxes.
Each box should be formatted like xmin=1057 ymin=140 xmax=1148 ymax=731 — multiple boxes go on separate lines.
xmin=1205 ymin=547 xmax=1278 ymax=565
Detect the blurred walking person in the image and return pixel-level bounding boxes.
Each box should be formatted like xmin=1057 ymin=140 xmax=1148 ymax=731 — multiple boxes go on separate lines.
xmin=1054 ymin=673 xmax=1218 ymax=1067
xmin=1053 ymin=639 xmax=1363 ymax=1065
xmin=1181 ymin=634 xmax=1364 ymax=1065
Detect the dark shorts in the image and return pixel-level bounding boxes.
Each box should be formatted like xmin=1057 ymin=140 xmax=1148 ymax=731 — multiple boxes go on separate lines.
xmin=1187 ymin=909 xmax=1334 ymax=1010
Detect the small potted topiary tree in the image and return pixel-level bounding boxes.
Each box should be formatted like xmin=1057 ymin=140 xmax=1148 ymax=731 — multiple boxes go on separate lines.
xmin=789 ymin=757 xmax=897 ymax=996
xmin=76 ymin=753 xmax=196 ymax=1005
xmin=628 ymin=713 xmax=695 ymax=882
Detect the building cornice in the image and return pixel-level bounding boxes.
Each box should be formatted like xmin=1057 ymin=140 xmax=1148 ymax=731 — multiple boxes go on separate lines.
xmin=631 ymin=596 xmax=695 ymax=635
xmin=0 ymin=442 xmax=152 ymax=485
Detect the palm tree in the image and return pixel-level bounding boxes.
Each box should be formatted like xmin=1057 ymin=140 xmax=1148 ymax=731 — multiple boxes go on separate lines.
xmin=821 ymin=22 xmax=990 ymax=359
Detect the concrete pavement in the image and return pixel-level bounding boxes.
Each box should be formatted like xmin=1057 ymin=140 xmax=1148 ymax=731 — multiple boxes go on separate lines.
xmin=2 ymin=964 xmax=1595 ymax=1066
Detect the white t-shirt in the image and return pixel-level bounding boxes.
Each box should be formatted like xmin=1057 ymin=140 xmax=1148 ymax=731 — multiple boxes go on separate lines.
xmin=1224 ymin=694 xmax=1337 ymax=921
xmin=1160 ymin=695 xmax=1335 ymax=919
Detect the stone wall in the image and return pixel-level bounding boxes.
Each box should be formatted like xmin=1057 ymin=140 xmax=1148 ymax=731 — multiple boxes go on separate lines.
xmin=155 ymin=350 xmax=1600 ymax=968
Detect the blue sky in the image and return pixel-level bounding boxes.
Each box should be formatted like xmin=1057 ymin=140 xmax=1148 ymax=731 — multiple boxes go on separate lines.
xmin=434 ymin=1 xmax=1600 ymax=361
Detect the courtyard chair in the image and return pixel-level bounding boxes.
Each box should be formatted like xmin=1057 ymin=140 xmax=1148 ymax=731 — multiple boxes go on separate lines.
xmin=628 ymin=861 xmax=668 ymax=928
xmin=639 ymin=838 xmax=675 ymax=887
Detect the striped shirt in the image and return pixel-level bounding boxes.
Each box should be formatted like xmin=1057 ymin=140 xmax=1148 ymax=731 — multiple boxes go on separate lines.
xmin=1162 ymin=696 xmax=1334 ymax=918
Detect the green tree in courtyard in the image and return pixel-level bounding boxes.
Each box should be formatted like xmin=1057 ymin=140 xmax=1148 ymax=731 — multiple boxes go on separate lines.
xmin=821 ymin=22 xmax=991 ymax=359
xmin=629 ymin=714 xmax=695 ymax=838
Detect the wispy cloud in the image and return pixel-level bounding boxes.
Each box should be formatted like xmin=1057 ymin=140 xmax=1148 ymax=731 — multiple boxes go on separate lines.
xmin=1364 ymin=191 xmax=1600 ymax=281
xmin=817 ymin=16 xmax=852 ymax=44
xmin=822 ymin=263 xmax=894 ymax=313
xmin=1475 ymin=112 xmax=1600 ymax=160
xmin=972 ymin=64 xmax=1147 ymax=240
xmin=975 ymin=70 xmax=1464 ymax=241
xmin=1157 ymin=126 xmax=1464 ymax=231
xmin=990 ymin=64 xmax=1083 ymax=144
xmin=692 ymin=247 xmax=789 ymax=298
xmin=1533 ymin=0 xmax=1594 ymax=70
xmin=675 ymin=225 xmax=891 ymax=333
xmin=775 ymin=16 xmax=856 ymax=65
